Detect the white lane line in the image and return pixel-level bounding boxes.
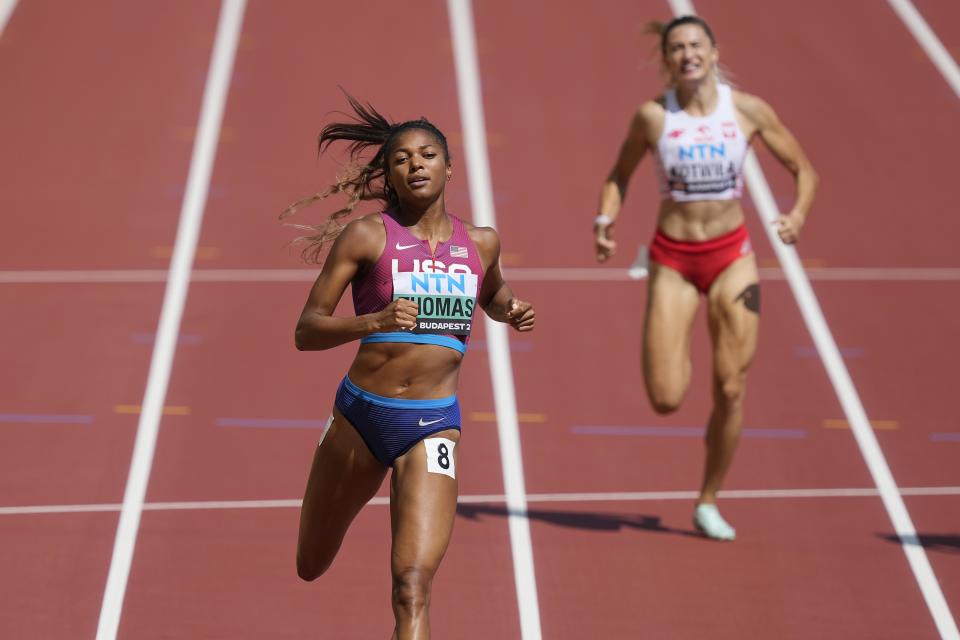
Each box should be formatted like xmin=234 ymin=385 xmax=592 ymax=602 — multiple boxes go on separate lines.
xmin=2 ymin=267 xmax=960 ymax=284
xmin=888 ymin=0 xmax=960 ymax=98
xmin=750 ymin=149 xmax=960 ymax=640
xmin=781 ymin=268 xmax=960 ymax=281
xmin=4 ymin=485 xmax=960 ymax=516
xmin=447 ymin=1 xmax=542 ymax=638
xmin=667 ymin=2 xmax=958 ymax=637
xmin=94 ymin=2 xmax=247 ymax=639
xmin=0 ymin=270 xmax=171 ymax=283
xmin=0 ymin=0 xmax=19 ymax=36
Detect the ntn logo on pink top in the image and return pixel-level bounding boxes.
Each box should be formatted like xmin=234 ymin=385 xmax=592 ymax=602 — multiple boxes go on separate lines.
xmin=354 ymin=211 xmax=484 ymax=352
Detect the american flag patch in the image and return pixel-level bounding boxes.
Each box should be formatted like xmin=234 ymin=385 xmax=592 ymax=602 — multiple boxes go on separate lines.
xmin=449 ymin=245 xmax=468 ymax=259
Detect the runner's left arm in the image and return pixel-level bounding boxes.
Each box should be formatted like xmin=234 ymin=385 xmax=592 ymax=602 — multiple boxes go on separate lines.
xmin=738 ymin=92 xmax=819 ymax=245
xmin=473 ymin=227 xmax=535 ymax=332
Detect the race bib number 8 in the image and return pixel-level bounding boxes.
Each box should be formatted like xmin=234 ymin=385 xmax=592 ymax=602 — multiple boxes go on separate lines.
xmin=424 ymin=437 xmax=456 ymax=479
xmin=393 ymin=272 xmax=478 ymax=336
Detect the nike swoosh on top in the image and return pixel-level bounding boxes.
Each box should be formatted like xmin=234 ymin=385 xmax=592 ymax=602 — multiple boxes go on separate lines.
xmin=419 ymin=418 xmax=443 ymax=427
xmin=396 ymin=242 xmax=419 ymax=250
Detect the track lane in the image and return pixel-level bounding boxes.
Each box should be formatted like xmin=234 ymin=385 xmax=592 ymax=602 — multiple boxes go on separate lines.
xmin=703 ymin=0 xmax=960 ymax=268
xmin=193 ymin=0 xmax=467 ymax=269
xmin=470 ymin=0 xmax=664 ymax=271
xmin=902 ymin=495 xmax=960 ymax=616
xmin=0 ymin=514 xmax=118 ymax=639
xmin=0 ymin=2 xmax=222 ymax=638
xmin=472 ymin=0 xmax=955 ymax=636
xmin=911 ymin=0 xmax=960 ymax=54
xmin=0 ymin=284 xmax=166 ymax=506
xmin=898 ymin=0 xmax=960 ymax=98
xmin=502 ymin=282 xmax=872 ymax=494
xmin=527 ymin=496 xmax=939 ymax=639
xmin=707 ymin=1 xmax=960 ymax=634
xmin=0 ymin=0 xmax=221 ymax=269
xmin=119 ymin=1 xmax=522 ymax=637
xmin=809 ymin=282 xmax=960 ymax=487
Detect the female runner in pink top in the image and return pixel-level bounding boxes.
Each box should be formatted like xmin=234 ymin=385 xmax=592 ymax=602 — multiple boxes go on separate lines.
xmin=286 ymin=95 xmax=534 ymax=638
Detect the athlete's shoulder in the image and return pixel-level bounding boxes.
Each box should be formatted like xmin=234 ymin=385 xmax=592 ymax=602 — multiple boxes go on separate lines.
xmin=642 ymin=96 xmax=667 ymax=116
xmin=732 ymin=90 xmax=776 ymax=125
xmin=464 ymin=222 xmax=499 ymax=250
xmin=626 ymin=98 xmax=666 ymax=142
xmin=332 ymin=212 xmax=386 ymax=259
xmin=355 ymin=210 xmax=386 ymax=226
xmin=464 ymin=223 xmax=500 ymax=268
xmin=634 ymin=98 xmax=665 ymax=125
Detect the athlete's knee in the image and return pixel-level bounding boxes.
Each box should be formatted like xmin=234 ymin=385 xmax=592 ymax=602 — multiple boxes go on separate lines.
xmin=392 ymin=566 xmax=434 ymax=615
xmin=651 ymin=397 xmax=682 ymax=415
xmin=644 ymin=359 xmax=690 ymax=414
xmin=647 ymin=385 xmax=685 ymax=414
xmin=714 ymin=374 xmax=747 ymax=408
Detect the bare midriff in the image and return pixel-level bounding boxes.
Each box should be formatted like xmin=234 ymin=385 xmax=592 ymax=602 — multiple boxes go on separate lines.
xmin=657 ymin=198 xmax=745 ymax=242
xmin=347 ymin=342 xmax=463 ymax=399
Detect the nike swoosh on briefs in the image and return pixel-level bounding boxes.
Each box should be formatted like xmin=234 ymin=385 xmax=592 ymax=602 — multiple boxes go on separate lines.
xmin=396 ymin=242 xmax=419 ymax=250
xmin=419 ymin=418 xmax=443 ymax=426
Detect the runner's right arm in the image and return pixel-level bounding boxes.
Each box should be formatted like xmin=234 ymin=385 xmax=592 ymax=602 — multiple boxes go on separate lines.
xmin=595 ymin=102 xmax=657 ymax=262
xmin=295 ymin=218 xmax=418 ymax=351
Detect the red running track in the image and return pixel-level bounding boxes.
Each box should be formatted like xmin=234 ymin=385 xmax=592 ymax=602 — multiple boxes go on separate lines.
xmin=0 ymin=0 xmax=957 ymax=638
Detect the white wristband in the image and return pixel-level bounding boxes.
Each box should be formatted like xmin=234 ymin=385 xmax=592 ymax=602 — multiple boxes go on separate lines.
xmin=593 ymin=214 xmax=614 ymax=227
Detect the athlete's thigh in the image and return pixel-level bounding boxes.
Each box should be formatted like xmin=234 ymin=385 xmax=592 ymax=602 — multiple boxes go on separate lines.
xmin=706 ymin=254 xmax=760 ymax=378
xmin=389 ymin=429 xmax=460 ymax=573
xmin=643 ymin=262 xmax=701 ymax=387
xmin=299 ymin=408 xmax=387 ymax=552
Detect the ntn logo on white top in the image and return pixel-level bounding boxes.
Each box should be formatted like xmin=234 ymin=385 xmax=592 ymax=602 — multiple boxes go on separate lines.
xmin=655 ymin=82 xmax=748 ymax=202
xmin=677 ymin=143 xmax=729 ymax=161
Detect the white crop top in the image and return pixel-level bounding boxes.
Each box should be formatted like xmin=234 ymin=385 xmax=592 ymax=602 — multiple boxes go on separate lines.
xmin=653 ymin=83 xmax=748 ymax=202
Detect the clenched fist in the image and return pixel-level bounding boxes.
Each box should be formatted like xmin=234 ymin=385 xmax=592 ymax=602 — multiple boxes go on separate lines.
xmin=595 ymin=221 xmax=616 ymax=262
xmin=775 ymin=212 xmax=805 ymax=245
xmin=506 ymin=298 xmax=535 ymax=332
xmin=376 ymin=298 xmax=419 ymax=332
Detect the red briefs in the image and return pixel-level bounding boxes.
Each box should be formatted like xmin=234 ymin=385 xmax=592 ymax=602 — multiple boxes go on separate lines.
xmin=649 ymin=224 xmax=753 ymax=293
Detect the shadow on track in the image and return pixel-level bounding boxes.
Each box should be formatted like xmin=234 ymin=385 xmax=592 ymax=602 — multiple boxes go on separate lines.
xmin=457 ymin=503 xmax=700 ymax=539
xmin=877 ymin=533 xmax=960 ymax=554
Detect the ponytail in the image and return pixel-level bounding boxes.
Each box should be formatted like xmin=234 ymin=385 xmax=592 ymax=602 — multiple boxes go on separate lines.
xmin=280 ymin=91 xmax=450 ymax=264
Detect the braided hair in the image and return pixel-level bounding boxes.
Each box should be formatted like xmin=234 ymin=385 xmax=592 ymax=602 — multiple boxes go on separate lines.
xmin=281 ymin=92 xmax=450 ymax=263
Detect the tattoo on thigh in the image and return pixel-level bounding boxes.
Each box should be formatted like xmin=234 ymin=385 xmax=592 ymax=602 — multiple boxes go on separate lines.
xmin=735 ymin=283 xmax=760 ymax=313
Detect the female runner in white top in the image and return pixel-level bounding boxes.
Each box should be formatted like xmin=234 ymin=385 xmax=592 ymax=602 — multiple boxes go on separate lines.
xmin=593 ymin=15 xmax=818 ymax=540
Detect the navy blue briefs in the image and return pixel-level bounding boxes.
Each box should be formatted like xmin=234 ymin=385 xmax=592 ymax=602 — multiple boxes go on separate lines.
xmin=334 ymin=376 xmax=461 ymax=467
